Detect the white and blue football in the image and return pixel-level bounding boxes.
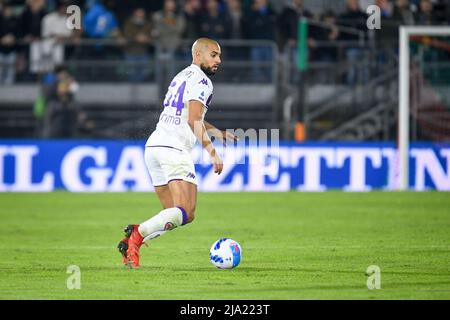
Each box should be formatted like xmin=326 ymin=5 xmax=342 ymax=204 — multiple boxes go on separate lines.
xmin=209 ymin=238 xmax=242 ymax=269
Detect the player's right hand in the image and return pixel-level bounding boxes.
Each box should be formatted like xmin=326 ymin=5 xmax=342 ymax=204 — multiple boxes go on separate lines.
xmin=210 ymin=150 xmax=223 ymax=175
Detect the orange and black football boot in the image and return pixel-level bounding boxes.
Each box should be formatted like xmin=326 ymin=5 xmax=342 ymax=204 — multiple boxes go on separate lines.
xmin=118 ymin=224 xmax=145 ymax=268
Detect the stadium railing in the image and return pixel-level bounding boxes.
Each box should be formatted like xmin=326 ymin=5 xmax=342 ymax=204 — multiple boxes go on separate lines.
xmin=279 ymin=17 xmax=402 ymax=141
xmin=2 ymin=31 xmax=446 ymax=141
xmin=0 ymin=39 xmax=280 ymax=138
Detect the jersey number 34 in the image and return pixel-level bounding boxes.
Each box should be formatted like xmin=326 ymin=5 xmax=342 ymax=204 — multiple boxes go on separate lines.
xmin=163 ymin=81 xmax=186 ymax=116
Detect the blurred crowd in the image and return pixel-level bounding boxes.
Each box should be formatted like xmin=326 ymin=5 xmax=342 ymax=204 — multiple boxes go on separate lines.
xmin=1 ymin=0 xmax=449 ymax=138
xmin=0 ymin=0 xmax=449 ymax=85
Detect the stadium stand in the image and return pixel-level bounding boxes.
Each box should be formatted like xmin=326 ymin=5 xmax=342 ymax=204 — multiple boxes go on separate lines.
xmin=0 ymin=0 xmax=449 ymax=140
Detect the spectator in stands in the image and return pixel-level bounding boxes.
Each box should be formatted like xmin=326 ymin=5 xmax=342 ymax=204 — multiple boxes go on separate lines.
xmin=415 ymin=0 xmax=438 ymax=25
xmin=114 ymin=0 xmax=163 ymax=26
xmin=277 ymin=0 xmax=313 ymax=53
xmin=377 ymin=0 xmax=394 ymax=18
xmin=427 ymin=0 xmax=448 ymax=24
xmin=338 ymin=0 xmax=368 ymax=85
xmin=152 ymin=0 xmax=185 ymax=52
xmin=83 ymin=0 xmax=120 ymax=59
xmin=310 ymin=10 xmax=339 ymax=63
xmin=392 ymin=0 xmax=415 ymax=25
xmin=242 ymin=0 xmax=277 ymax=82
xmin=20 ymin=0 xmax=47 ymax=43
xmin=84 ymin=0 xmax=120 ymax=39
xmin=179 ymin=0 xmax=201 ymax=61
xmin=152 ymin=0 xmax=185 ymax=77
xmin=242 ymin=0 xmax=276 ymax=43
xmin=375 ymin=0 xmax=414 ymax=56
xmin=199 ymin=0 xmax=231 ymax=40
xmin=41 ymin=0 xmax=74 ymax=41
xmin=0 ymin=2 xmax=20 ymax=85
xmin=35 ymin=0 xmax=77 ymax=73
xmin=225 ymin=0 xmax=243 ymax=40
xmin=308 ymin=10 xmax=341 ymax=84
xmin=338 ymin=0 xmax=367 ymax=39
xmin=374 ymin=0 xmax=397 ymax=45
xmin=122 ymin=8 xmax=153 ymax=82
xmin=223 ymin=0 xmax=246 ymax=63
xmin=182 ymin=0 xmax=202 ymax=41
xmin=42 ymin=65 xmax=80 ymax=138
xmin=17 ymin=0 xmax=47 ymax=81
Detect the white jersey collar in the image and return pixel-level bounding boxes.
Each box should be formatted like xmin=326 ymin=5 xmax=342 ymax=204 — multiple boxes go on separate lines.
xmin=190 ymin=63 xmax=208 ymax=78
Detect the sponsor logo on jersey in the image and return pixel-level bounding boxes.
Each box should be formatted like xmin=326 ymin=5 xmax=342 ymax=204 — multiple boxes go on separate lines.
xmin=160 ymin=114 xmax=181 ymax=125
xmin=198 ymin=78 xmax=208 ymax=86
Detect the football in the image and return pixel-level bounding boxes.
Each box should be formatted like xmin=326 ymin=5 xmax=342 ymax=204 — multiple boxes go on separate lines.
xmin=209 ymin=238 xmax=242 ymax=269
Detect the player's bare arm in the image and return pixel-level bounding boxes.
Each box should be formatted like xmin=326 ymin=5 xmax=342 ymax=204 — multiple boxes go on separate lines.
xmin=188 ymin=100 xmax=223 ymax=175
xmin=204 ymin=120 xmax=239 ymax=145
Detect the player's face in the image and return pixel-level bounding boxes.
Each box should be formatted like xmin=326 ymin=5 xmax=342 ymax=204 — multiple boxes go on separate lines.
xmin=200 ymin=44 xmax=222 ymax=76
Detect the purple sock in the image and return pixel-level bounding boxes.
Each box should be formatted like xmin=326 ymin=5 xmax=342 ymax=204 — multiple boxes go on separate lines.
xmin=177 ymin=206 xmax=188 ymax=225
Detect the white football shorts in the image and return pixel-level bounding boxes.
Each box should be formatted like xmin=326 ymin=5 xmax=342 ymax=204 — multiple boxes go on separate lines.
xmin=144 ymin=145 xmax=197 ymax=187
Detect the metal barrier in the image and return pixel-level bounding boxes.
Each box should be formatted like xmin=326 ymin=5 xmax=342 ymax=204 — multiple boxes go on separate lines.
xmin=0 ymin=38 xmax=281 ymax=139
xmin=0 ymin=33 xmax=438 ymax=141
xmin=9 ymin=38 xmax=279 ymax=85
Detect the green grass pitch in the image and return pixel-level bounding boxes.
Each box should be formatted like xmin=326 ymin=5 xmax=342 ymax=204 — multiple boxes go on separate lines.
xmin=0 ymin=192 xmax=449 ymax=300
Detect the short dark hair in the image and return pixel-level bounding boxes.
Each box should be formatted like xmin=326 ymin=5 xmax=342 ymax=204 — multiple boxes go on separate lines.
xmin=55 ymin=65 xmax=68 ymax=74
xmin=56 ymin=0 xmax=71 ymax=9
xmin=321 ymin=9 xmax=336 ymax=20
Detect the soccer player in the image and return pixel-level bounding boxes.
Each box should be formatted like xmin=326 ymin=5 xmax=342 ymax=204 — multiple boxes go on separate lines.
xmin=118 ymin=38 xmax=237 ymax=268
